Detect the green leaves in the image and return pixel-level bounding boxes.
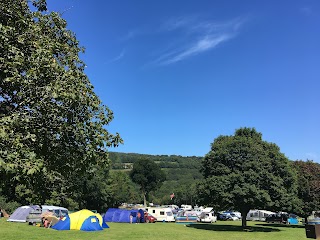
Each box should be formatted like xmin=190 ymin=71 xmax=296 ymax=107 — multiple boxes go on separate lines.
xmin=130 ymin=158 xmax=166 ymax=204
xmin=197 ymin=127 xmax=298 ymax=227
xmin=0 ymin=0 xmax=122 ymax=206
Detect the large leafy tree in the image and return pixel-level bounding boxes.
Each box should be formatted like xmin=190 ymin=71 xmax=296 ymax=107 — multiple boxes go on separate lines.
xmin=0 ymin=0 xmax=122 ymax=206
xmin=130 ymin=158 xmax=166 ymax=206
xmin=197 ymin=127 xmax=299 ymax=228
xmin=292 ymin=160 xmax=320 ymax=222
xmin=73 ymin=169 xmax=133 ymax=212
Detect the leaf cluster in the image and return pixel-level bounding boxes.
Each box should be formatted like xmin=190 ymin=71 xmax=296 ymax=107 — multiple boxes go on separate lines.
xmin=129 ymin=158 xmax=166 ymax=198
xmin=0 ymin=0 xmax=122 ymax=206
xmin=197 ymin=128 xmax=299 ymax=215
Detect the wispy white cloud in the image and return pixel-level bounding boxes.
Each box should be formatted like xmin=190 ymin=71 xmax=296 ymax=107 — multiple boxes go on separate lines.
xmin=105 ymin=49 xmax=125 ymax=64
xmin=153 ymin=17 xmax=246 ymax=65
xmin=156 ymin=34 xmax=231 ymax=65
xmin=121 ymin=16 xmax=247 ymax=66
xmin=160 ymin=16 xmax=196 ymax=32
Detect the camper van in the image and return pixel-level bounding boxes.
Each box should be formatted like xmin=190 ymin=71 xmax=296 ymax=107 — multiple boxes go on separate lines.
xmin=181 ymin=205 xmax=192 ymax=211
xmin=26 ymin=205 xmax=68 ymax=225
xmin=246 ymin=210 xmax=275 ymax=221
xmin=145 ymin=207 xmax=175 ymax=222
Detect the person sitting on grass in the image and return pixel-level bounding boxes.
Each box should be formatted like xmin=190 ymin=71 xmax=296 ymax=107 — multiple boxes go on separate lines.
xmin=44 ymin=218 xmax=50 ymax=228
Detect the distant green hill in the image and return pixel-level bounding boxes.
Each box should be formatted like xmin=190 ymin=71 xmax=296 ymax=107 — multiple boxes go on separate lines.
xmin=108 ymin=152 xmax=204 ymax=205
xmin=109 ymin=151 xmax=203 ymax=170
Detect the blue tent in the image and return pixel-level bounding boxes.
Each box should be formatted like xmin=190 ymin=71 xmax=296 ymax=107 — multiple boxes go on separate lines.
xmin=104 ymin=208 xmax=117 ymax=222
xmin=52 ymin=215 xmax=71 ymax=230
xmin=52 ymin=209 xmax=109 ymax=231
xmin=53 ymin=215 xmax=103 ymax=231
xmin=104 ymin=208 xmax=144 ymax=223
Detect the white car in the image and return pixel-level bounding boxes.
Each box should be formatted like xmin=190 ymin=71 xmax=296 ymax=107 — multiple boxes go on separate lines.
xmin=197 ymin=212 xmax=217 ymax=223
xmin=228 ymin=213 xmax=241 ymax=221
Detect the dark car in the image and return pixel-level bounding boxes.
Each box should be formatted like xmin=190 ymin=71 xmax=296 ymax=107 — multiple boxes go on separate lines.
xmin=265 ymin=213 xmax=288 ymax=224
xmin=217 ymin=212 xmax=233 ymax=221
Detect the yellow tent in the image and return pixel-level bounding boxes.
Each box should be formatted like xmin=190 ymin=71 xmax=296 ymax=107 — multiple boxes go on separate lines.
xmin=52 ymin=209 xmax=109 ymax=231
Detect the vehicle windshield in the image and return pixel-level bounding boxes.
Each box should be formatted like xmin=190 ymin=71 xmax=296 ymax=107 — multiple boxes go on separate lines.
xmin=54 ymin=210 xmax=60 ymax=216
xmin=166 ymin=212 xmax=173 ymax=216
xmin=61 ymin=210 xmax=68 ymax=217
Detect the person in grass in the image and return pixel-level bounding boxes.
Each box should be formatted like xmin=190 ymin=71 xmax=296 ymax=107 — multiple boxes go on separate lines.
xmin=137 ymin=212 xmax=141 ymax=224
xmin=130 ymin=213 xmax=133 ymax=224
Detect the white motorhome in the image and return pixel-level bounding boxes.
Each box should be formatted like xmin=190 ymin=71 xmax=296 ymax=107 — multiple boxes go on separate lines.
xmin=246 ymin=210 xmax=275 ymax=221
xmin=145 ymin=207 xmax=175 ymax=222
xmin=181 ymin=205 xmax=192 ymax=211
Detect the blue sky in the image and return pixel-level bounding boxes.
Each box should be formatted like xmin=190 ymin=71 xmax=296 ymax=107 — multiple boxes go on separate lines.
xmin=47 ymin=0 xmax=320 ymax=161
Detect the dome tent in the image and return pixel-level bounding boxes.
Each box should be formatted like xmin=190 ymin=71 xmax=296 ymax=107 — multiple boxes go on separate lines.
xmin=7 ymin=205 xmax=41 ymax=222
xmin=104 ymin=208 xmax=145 ymax=223
xmin=52 ymin=209 xmax=109 ymax=231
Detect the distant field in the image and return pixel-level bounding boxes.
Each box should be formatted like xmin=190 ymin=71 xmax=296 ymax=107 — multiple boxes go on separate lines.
xmin=0 ymin=218 xmax=307 ymax=240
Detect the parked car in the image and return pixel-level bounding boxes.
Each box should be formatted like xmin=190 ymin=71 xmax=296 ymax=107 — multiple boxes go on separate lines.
xmin=26 ymin=205 xmax=68 ymax=225
xmin=217 ymin=212 xmax=233 ymax=221
xmin=229 ymin=213 xmax=241 ymax=220
xmin=144 ymin=212 xmax=157 ymax=223
xmin=265 ymin=213 xmax=288 ymax=224
xmin=197 ymin=212 xmax=217 ymax=223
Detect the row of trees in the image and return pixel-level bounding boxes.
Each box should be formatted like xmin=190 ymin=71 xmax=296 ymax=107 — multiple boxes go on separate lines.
xmin=109 ymin=152 xmax=202 ymax=169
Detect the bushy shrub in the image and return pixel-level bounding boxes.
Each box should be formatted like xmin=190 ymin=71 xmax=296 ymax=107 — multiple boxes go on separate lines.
xmin=0 ymin=196 xmax=20 ymax=214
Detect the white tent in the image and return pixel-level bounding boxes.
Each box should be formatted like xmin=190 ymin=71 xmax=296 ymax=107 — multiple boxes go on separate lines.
xmin=7 ymin=205 xmax=41 ymax=222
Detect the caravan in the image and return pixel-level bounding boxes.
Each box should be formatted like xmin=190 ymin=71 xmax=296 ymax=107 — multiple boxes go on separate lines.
xmin=145 ymin=207 xmax=175 ymax=222
xmin=180 ymin=205 xmax=192 ymax=211
xmin=246 ymin=210 xmax=275 ymax=221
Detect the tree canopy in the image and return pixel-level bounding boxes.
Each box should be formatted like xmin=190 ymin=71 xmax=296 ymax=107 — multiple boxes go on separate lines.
xmin=130 ymin=158 xmax=166 ymax=206
xmin=197 ymin=127 xmax=299 ymax=227
xmin=0 ymin=0 xmax=122 ymax=207
xmin=292 ymin=160 xmax=320 ymax=221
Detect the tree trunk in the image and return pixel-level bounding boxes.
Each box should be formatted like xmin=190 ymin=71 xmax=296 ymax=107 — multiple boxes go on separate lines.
xmin=143 ymin=191 xmax=147 ymax=207
xmin=241 ymin=209 xmax=249 ymax=229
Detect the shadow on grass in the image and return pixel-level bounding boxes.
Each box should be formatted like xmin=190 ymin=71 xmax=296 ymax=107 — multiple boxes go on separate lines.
xmin=187 ymin=224 xmax=281 ymax=232
xmin=256 ymin=223 xmax=305 ymax=229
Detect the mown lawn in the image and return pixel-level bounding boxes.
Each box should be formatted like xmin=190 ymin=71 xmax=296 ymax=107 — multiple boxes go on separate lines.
xmin=0 ymin=218 xmax=307 ymax=240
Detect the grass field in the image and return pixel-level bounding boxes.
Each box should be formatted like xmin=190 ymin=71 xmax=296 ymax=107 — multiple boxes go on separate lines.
xmin=0 ymin=218 xmax=307 ymax=240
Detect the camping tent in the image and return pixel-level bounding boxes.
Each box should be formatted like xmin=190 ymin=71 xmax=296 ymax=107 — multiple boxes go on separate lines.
xmin=52 ymin=209 xmax=109 ymax=231
xmin=104 ymin=208 xmax=145 ymax=223
xmin=7 ymin=205 xmax=41 ymax=222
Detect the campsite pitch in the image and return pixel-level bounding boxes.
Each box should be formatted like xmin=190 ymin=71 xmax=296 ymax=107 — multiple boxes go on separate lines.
xmin=0 ymin=218 xmax=307 ymax=240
